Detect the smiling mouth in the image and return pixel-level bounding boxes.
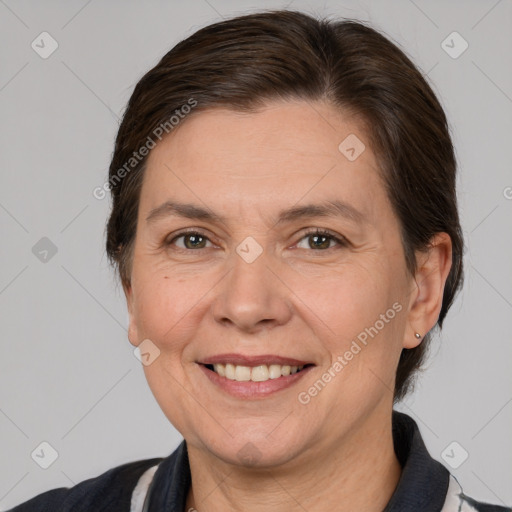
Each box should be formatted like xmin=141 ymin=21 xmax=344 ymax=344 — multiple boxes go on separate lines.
xmin=202 ymin=363 xmax=314 ymax=383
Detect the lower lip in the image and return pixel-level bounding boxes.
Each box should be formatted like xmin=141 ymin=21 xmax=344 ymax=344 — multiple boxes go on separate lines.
xmin=198 ymin=364 xmax=314 ymax=399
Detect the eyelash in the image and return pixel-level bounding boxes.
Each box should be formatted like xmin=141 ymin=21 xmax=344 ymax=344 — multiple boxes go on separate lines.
xmin=165 ymin=228 xmax=348 ymax=252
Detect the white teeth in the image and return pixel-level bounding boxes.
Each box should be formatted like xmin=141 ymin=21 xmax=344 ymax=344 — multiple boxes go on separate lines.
xmin=268 ymin=364 xmax=282 ymax=379
xmin=234 ymin=365 xmax=251 ymax=381
xmin=251 ymin=365 xmax=269 ymax=382
xmin=211 ymin=363 xmax=305 ymax=382
xmin=225 ymin=363 xmax=236 ymax=380
xmin=216 ymin=363 xmax=226 ymax=377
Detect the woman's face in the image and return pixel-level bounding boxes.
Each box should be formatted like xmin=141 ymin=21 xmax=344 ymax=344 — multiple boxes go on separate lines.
xmin=125 ymin=100 xmax=423 ymax=467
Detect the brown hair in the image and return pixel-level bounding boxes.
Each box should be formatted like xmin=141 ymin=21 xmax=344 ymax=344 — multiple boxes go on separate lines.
xmin=105 ymin=9 xmax=463 ymax=402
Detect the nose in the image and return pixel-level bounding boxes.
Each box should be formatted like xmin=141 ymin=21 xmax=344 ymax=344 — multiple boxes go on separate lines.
xmin=211 ymin=248 xmax=293 ymax=333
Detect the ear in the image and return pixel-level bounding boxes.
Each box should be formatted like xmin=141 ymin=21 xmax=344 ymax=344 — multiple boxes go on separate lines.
xmin=404 ymin=233 xmax=453 ymax=349
xmin=123 ymin=281 xmax=139 ymax=348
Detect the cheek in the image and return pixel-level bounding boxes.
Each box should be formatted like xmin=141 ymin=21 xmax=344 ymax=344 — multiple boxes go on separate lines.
xmin=131 ymin=265 xmax=210 ymax=348
xmin=290 ymin=258 xmax=401 ymax=339
xmin=297 ymin=258 xmax=406 ymax=391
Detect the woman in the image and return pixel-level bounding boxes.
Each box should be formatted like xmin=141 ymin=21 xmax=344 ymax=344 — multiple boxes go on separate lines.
xmin=10 ymin=9 xmax=510 ymax=512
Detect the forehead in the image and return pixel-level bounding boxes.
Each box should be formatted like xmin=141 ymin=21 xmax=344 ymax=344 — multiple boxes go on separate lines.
xmin=148 ymin=100 xmax=375 ymax=168
xmin=140 ymin=100 xmax=385 ymax=222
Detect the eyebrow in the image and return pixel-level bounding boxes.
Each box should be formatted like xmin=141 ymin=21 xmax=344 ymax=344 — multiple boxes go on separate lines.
xmin=145 ymin=199 xmax=366 ymax=226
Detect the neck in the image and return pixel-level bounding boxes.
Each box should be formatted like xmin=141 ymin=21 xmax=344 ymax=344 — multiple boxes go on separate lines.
xmin=185 ymin=407 xmax=402 ymax=512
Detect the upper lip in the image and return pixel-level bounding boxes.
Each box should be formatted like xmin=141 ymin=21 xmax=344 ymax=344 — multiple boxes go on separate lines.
xmin=198 ymin=354 xmax=314 ymax=367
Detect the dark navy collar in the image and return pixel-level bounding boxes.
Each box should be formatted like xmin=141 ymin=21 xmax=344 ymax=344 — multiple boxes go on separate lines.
xmin=384 ymin=410 xmax=450 ymax=511
xmin=144 ymin=439 xmax=191 ymax=512
xmin=145 ymin=410 xmax=450 ymax=512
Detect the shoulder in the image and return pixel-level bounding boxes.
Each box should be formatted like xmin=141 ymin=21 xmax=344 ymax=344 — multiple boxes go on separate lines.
xmin=8 ymin=456 xmax=163 ymax=512
xmin=442 ymin=474 xmax=512 ymax=512
xmin=389 ymin=411 xmax=510 ymax=512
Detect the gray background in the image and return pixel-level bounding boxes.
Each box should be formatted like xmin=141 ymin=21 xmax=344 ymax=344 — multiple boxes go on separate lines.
xmin=0 ymin=0 xmax=511 ymax=509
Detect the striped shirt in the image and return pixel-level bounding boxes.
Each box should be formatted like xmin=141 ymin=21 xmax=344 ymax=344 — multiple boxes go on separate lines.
xmin=9 ymin=411 xmax=511 ymax=511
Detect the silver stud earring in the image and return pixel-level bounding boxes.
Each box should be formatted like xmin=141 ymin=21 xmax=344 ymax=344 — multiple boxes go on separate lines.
xmin=414 ymin=333 xmax=421 ymax=339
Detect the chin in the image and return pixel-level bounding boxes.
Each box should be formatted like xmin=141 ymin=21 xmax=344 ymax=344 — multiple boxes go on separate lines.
xmin=194 ymin=424 xmax=313 ymax=470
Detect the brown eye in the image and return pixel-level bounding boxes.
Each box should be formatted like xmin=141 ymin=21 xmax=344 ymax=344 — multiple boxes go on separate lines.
xmin=295 ymin=229 xmax=347 ymax=250
xmin=168 ymin=231 xmax=213 ymax=250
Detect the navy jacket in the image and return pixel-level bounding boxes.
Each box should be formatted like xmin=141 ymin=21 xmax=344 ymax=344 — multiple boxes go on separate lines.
xmin=9 ymin=411 xmax=511 ymax=511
